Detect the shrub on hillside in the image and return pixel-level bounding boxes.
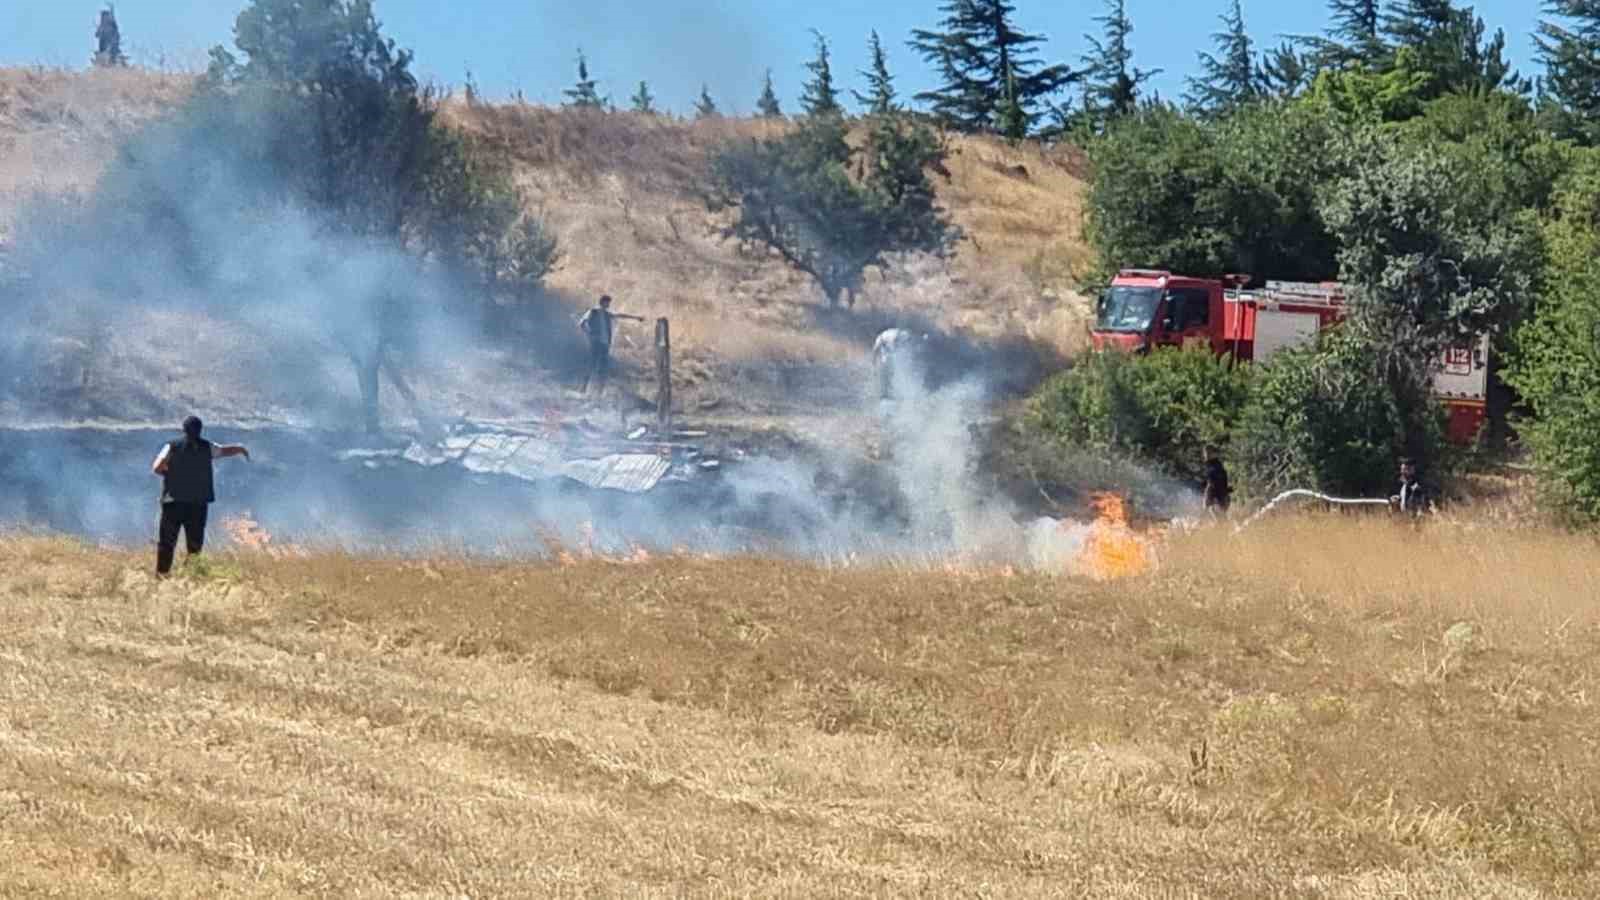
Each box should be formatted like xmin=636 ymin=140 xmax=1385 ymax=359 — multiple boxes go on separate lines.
xmin=1025 ymin=346 xmax=1250 ymax=483
xmin=707 ymin=114 xmax=957 ymax=308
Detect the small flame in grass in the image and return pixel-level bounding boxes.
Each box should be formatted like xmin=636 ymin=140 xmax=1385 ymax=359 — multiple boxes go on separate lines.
xmin=544 ymin=520 xmax=657 ymax=567
xmin=1075 ymin=492 xmax=1153 ymax=581
xmin=221 ymin=512 xmax=306 ymax=558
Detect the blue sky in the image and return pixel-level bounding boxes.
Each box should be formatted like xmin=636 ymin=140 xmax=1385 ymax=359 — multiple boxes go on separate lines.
xmin=3 ymin=1 xmax=1544 ymax=115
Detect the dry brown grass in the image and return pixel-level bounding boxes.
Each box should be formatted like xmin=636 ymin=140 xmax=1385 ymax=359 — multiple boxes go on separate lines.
xmin=444 ymin=101 xmax=1093 ymax=389
xmin=2 ymin=515 xmax=1596 ymax=897
xmin=0 ymin=67 xmax=194 ymax=233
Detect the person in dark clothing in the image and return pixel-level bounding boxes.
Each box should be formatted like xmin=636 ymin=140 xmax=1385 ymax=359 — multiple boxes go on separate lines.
xmin=577 ymin=294 xmax=645 ymax=396
xmin=1202 ymin=448 xmax=1232 ymax=517
xmin=151 ymin=416 xmax=250 ymax=575
xmin=94 ymin=7 xmax=124 ymax=66
xmin=1390 ymin=457 xmax=1433 ymax=518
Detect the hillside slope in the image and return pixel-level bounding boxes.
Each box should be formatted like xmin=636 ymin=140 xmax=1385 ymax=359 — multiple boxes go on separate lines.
xmin=0 ymin=67 xmax=1091 ymax=430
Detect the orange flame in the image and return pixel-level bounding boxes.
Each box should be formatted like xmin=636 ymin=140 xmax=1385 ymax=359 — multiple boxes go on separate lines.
xmin=220 ymin=512 xmax=306 ymax=558
xmin=545 ymin=520 xmax=656 ymax=567
xmin=1075 ymin=492 xmax=1152 ymax=581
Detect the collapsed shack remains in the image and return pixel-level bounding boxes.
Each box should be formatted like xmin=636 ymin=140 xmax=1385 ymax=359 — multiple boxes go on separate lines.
xmin=337 ymin=417 xmax=725 ymax=495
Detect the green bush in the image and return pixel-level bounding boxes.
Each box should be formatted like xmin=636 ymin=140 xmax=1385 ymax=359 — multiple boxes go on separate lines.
xmin=1026 ymin=346 xmax=1250 ymax=482
xmin=1504 ymin=149 xmax=1600 ymax=524
xmin=1232 ymin=327 xmax=1446 ymax=500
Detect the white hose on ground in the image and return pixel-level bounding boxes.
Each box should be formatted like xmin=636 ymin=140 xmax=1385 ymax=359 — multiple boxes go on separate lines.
xmin=1233 ymin=489 xmax=1391 ymax=534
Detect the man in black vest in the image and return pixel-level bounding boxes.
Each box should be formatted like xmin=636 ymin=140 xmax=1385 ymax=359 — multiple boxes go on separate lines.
xmin=577 ymin=294 xmax=645 ymax=395
xmin=1389 ymin=457 xmax=1433 ymax=518
xmin=151 ymin=416 xmax=250 ymax=575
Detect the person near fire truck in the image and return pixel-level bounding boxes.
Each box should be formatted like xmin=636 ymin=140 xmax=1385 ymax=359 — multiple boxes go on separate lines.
xmin=150 ymin=416 xmax=250 ymax=576
xmin=1390 ymin=457 xmax=1434 ymax=518
xmin=1201 ymin=447 xmax=1232 ymax=517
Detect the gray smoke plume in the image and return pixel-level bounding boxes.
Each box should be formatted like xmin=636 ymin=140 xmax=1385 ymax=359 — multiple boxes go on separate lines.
xmin=0 ymin=74 xmax=1203 ymax=569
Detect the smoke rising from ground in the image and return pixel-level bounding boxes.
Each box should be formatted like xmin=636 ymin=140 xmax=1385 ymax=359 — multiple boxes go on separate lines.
xmin=0 ymin=73 xmax=1203 ymax=566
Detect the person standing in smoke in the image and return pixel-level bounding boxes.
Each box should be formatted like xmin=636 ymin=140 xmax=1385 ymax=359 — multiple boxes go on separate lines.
xmin=151 ymin=416 xmax=250 ymax=576
xmin=872 ymin=328 xmax=927 ymax=401
xmin=1201 ymin=448 xmax=1232 ymax=518
xmin=577 ymin=294 xmax=644 ymax=396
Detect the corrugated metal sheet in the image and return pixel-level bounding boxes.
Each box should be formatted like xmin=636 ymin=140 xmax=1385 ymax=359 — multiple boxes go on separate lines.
xmin=560 ymin=453 xmax=672 ymax=494
xmin=383 ymin=426 xmax=694 ymax=494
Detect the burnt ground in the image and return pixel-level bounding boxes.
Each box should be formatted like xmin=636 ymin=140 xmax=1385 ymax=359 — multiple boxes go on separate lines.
xmin=0 ymin=422 xmax=981 ymax=556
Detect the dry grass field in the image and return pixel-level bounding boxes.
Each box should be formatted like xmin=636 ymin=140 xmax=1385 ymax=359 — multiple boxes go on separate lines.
xmin=2 ymin=514 xmax=1597 ymax=897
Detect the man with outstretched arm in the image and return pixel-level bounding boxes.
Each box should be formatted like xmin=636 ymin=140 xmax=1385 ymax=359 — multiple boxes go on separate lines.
xmin=151 ymin=416 xmax=250 ymax=576
xmin=577 ymin=294 xmax=646 ymax=395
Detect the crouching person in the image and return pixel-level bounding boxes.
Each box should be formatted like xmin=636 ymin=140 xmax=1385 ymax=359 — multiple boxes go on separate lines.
xmin=152 ymin=416 xmax=250 ymax=576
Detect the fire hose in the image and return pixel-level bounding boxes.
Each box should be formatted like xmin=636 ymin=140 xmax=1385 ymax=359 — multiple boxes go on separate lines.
xmin=1233 ymin=489 xmax=1392 ymax=535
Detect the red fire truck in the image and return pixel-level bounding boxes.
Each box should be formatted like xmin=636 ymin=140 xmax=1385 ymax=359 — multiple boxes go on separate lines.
xmin=1089 ymin=269 xmax=1489 ymax=444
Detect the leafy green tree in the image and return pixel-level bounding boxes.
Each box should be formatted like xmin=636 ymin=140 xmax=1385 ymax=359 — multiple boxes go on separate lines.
xmin=1504 ymin=149 xmax=1600 ymax=522
xmin=800 ymin=30 xmax=843 ymax=118
xmin=708 ymin=115 xmax=956 ymax=307
xmin=1537 ymin=0 xmax=1600 ymax=143
xmin=1083 ymin=102 xmax=1340 ymax=286
xmin=1318 ymin=126 xmax=1539 ymax=456
xmin=756 ymin=69 xmax=783 ymax=118
xmin=202 ymin=0 xmax=556 ymax=432
xmin=1303 ymin=46 xmax=1432 ymax=122
xmin=631 ymin=80 xmax=656 ymax=114
xmin=1399 ymin=91 xmax=1569 ymax=222
xmin=1078 ymin=0 xmax=1159 ymax=133
xmin=1233 ymin=327 xmax=1431 ymax=498
xmin=695 ymin=84 xmax=719 ymax=119
xmin=908 ymin=0 xmax=1076 ymax=134
xmin=854 ymin=29 xmax=898 ymax=116
xmin=1185 ymin=0 xmax=1265 ymax=116
xmin=563 ymin=50 xmax=605 ymax=109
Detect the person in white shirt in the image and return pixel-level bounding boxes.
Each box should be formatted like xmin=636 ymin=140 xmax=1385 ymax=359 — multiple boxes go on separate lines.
xmin=1389 ymin=457 xmax=1433 ymax=518
xmin=872 ymin=328 xmax=927 ymax=400
xmin=151 ymin=416 xmax=250 ymax=575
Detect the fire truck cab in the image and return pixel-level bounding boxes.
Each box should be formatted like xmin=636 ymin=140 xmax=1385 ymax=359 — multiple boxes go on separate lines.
xmin=1089 ymin=269 xmax=1489 ymax=444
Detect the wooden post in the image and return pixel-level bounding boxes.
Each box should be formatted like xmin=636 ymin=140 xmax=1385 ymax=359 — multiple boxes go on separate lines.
xmin=655 ymin=317 xmax=672 ymax=433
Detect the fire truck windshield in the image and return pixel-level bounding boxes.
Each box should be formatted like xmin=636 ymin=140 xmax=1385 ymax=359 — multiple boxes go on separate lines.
xmin=1095 ymin=286 xmax=1161 ymax=333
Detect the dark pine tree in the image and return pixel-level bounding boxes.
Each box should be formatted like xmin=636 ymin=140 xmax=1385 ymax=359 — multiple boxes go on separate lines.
xmin=563 ymin=50 xmax=605 ymax=109
xmin=756 ymin=69 xmax=783 ymax=118
xmin=1538 ymin=1 xmax=1600 ymax=141
xmin=1079 ymin=0 xmax=1158 ymax=132
xmin=1261 ymin=41 xmax=1311 ymax=98
xmin=800 ymin=30 xmax=844 ymax=117
xmin=1381 ymin=0 xmax=1519 ymax=95
xmin=853 ymin=29 xmax=899 ymax=116
xmin=908 ymin=0 xmax=1077 ymax=134
xmin=695 ymin=84 xmax=719 ymax=119
xmin=1307 ymin=0 xmax=1388 ymax=70
xmin=630 ymin=80 xmax=655 ymax=114
xmin=1185 ymin=0 xmax=1264 ymax=116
